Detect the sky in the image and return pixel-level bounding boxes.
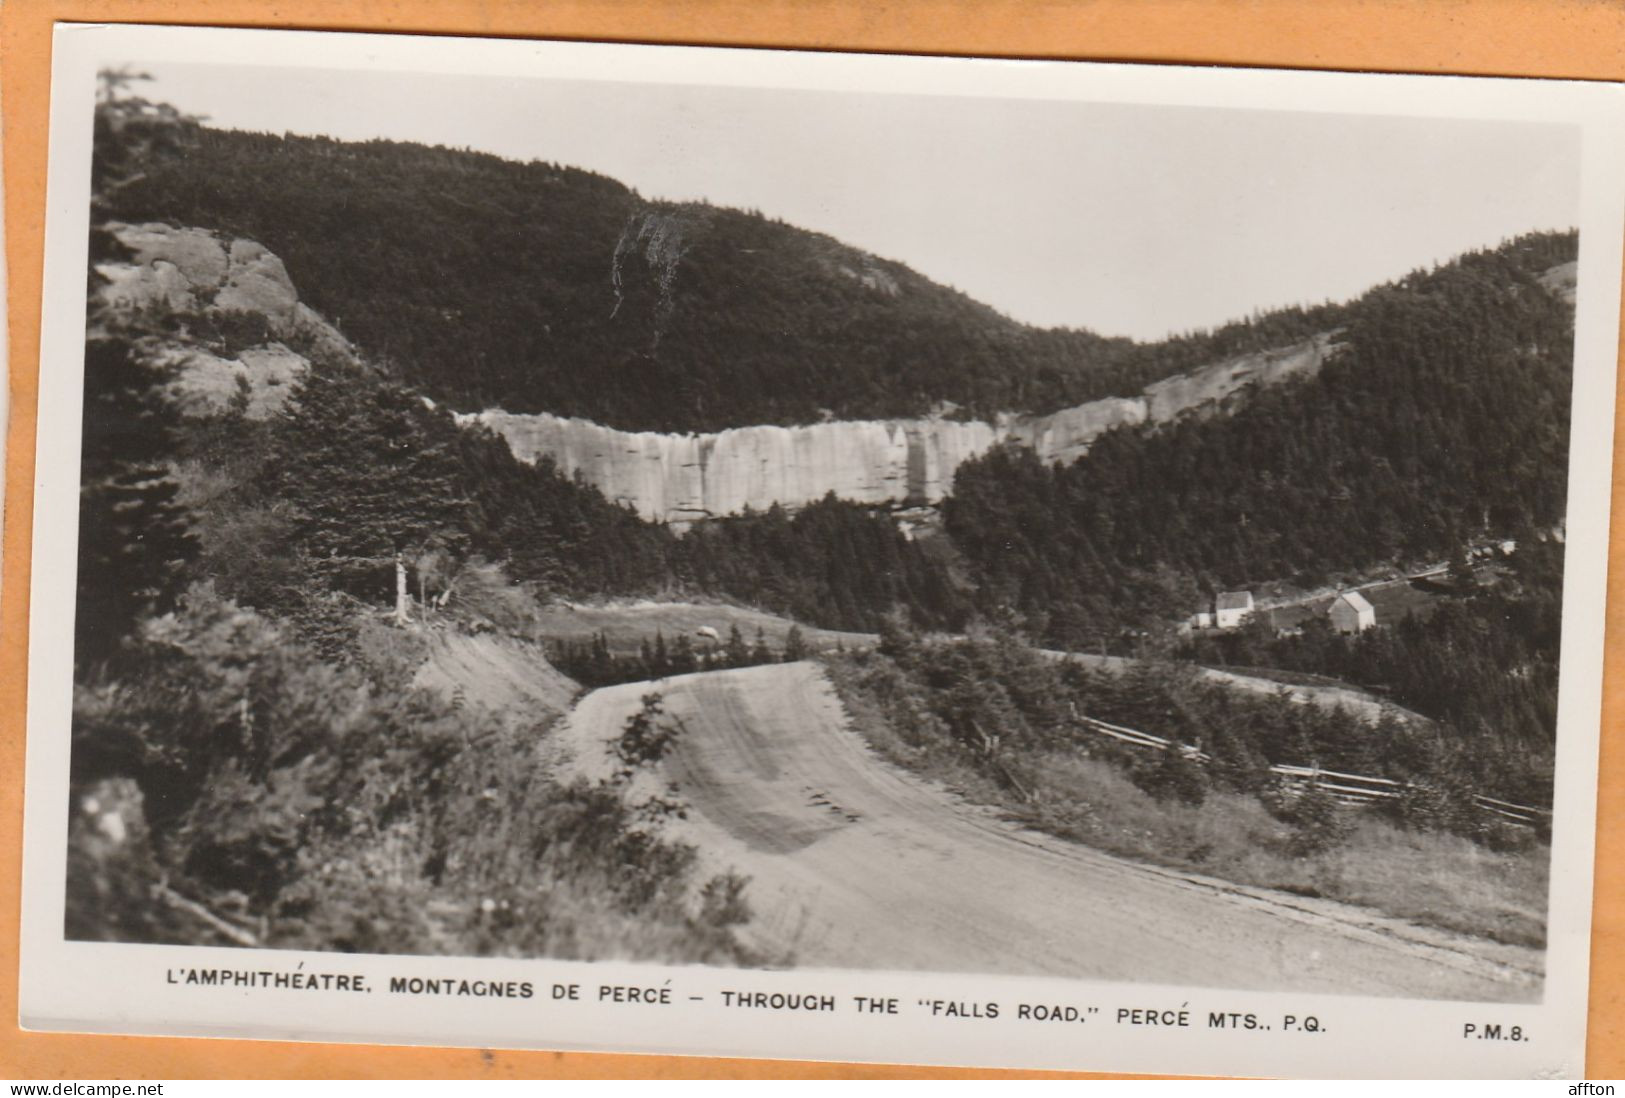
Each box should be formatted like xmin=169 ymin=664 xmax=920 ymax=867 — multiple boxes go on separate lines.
xmin=139 ymin=63 xmax=1581 ymax=342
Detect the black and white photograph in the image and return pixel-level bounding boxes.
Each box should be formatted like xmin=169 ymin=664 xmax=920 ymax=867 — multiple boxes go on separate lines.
xmin=18 ymin=24 xmax=1625 ymax=1078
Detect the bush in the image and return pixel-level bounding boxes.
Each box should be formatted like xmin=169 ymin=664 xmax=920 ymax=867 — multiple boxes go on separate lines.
xmin=1267 ymin=784 xmax=1353 ymax=857
xmin=1133 ymin=747 xmax=1210 ymax=807
xmin=700 ymin=872 xmax=753 ymax=929
xmin=67 ymin=588 xmax=756 ymax=965
xmin=1384 ymin=780 xmax=1481 ymax=837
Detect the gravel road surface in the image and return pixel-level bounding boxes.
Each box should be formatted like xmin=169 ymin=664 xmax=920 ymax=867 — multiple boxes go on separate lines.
xmin=559 ymin=662 xmax=1541 ymax=1001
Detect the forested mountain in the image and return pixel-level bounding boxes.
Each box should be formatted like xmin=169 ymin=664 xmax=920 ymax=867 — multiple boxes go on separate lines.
xmin=944 ymin=233 xmax=1578 ymax=644
xmin=931 ymin=233 xmax=1575 ymax=780
xmin=106 ymin=126 xmax=1340 ymax=432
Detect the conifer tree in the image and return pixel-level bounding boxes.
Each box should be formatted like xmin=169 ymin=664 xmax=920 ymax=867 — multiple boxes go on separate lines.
xmin=652 ymin=630 xmax=670 ymax=677
xmin=671 ymin=635 xmax=697 ymax=674
xmin=76 ymin=74 xmax=202 ymax=665
xmin=724 ymin=624 xmax=750 ymax=668
xmin=268 ymin=370 xmax=471 ymax=617
xmin=76 ymin=338 xmax=198 ymax=664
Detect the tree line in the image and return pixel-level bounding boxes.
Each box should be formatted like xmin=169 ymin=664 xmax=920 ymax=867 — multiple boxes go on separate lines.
xmin=549 ymin=625 xmax=815 ymax=688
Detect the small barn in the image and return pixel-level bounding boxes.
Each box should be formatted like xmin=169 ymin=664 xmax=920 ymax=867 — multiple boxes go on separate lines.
xmin=1214 ymin=591 xmax=1254 ymax=630
xmin=1329 ymin=590 xmax=1376 ymax=634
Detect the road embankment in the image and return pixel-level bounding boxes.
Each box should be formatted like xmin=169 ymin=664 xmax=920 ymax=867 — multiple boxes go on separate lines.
xmin=558 ymin=662 xmax=1541 ymax=1001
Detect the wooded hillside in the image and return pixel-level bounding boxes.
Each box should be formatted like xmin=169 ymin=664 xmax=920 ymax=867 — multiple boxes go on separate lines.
xmin=109 ymin=126 xmax=1341 ymax=432
xmin=945 ymin=232 xmax=1578 ymax=644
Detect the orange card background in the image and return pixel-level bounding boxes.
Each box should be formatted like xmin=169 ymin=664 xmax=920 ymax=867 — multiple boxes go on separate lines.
xmin=4 ymin=0 xmax=1624 ymax=1080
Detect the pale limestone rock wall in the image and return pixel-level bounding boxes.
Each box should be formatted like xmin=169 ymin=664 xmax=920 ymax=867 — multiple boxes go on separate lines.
xmin=472 ymin=411 xmax=1005 ymax=522
xmin=471 ymin=407 xmax=1131 ymax=523
xmin=1143 ymin=333 xmax=1338 ymax=422
xmin=93 ymin=222 xmax=359 ymax=419
xmin=1007 ymin=396 xmax=1149 ymax=465
xmin=476 ymin=334 xmax=1342 ymax=524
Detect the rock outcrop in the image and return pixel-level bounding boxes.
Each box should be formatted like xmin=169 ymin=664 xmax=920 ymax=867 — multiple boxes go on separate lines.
xmin=146 ymin=344 xmax=309 ymax=420
xmin=94 ymin=221 xmax=356 ymax=418
xmin=1538 ymin=260 xmax=1578 ymax=306
xmin=475 ymin=332 xmax=1344 ymax=524
xmin=1142 ymin=336 xmax=1333 ymax=423
xmin=1005 ymin=396 xmax=1148 ymax=467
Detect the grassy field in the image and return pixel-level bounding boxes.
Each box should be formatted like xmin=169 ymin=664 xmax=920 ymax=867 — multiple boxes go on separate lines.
xmin=531 ymin=598 xmax=875 ymax=656
xmin=1262 ymin=563 xmax=1510 ymax=632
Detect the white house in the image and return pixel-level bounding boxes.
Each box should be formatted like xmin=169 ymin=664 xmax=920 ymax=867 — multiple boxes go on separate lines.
xmin=1329 ymin=590 xmax=1376 ymax=634
xmin=1214 ymin=591 xmax=1254 ymax=630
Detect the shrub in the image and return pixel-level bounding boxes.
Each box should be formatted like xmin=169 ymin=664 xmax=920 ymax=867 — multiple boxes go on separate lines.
xmin=1262 ymin=783 xmax=1352 ymax=857
xmin=1384 ymin=780 xmax=1481 ymax=837
xmin=1133 ymin=747 xmax=1210 ymax=807
xmin=67 ymin=589 xmax=755 ymax=965
xmin=700 ymin=872 xmax=753 ymax=929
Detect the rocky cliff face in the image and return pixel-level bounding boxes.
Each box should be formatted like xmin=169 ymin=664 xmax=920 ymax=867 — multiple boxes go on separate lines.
xmin=94 ymin=221 xmax=356 ymax=418
xmin=1538 ymin=260 xmax=1578 ymax=306
xmin=475 ymin=332 xmax=1345 ymax=524
xmin=473 ymin=411 xmax=1003 ymax=523
xmin=93 ymin=221 xmax=1571 ymax=533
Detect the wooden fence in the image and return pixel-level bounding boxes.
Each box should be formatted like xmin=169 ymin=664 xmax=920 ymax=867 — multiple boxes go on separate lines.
xmin=1071 ymin=710 xmax=1551 ymax=828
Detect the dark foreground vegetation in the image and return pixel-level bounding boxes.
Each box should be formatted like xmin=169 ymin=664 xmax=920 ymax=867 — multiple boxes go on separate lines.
xmin=824 ymin=626 xmax=1548 ymax=946
xmin=69 ymin=78 xmax=756 ymax=960
xmin=70 ymin=589 xmax=756 ymax=962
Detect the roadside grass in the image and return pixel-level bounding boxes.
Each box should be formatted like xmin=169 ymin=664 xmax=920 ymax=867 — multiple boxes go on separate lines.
xmin=1014 ymin=751 xmax=1547 ymax=948
xmin=824 ymin=653 xmax=1548 ymax=949
xmin=68 ymin=587 xmax=760 ymax=967
xmin=1202 ymin=663 xmax=1366 ymax=692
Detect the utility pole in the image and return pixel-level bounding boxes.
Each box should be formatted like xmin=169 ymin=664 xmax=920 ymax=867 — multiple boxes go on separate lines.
xmin=395 ymin=551 xmax=410 ymax=625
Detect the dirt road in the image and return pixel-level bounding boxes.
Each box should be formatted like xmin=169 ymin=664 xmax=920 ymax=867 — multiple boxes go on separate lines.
xmin=558 ymin=662 xmax=1541 ymax=1001
xmin=412 ymin=627 xmax=579 ymax=723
